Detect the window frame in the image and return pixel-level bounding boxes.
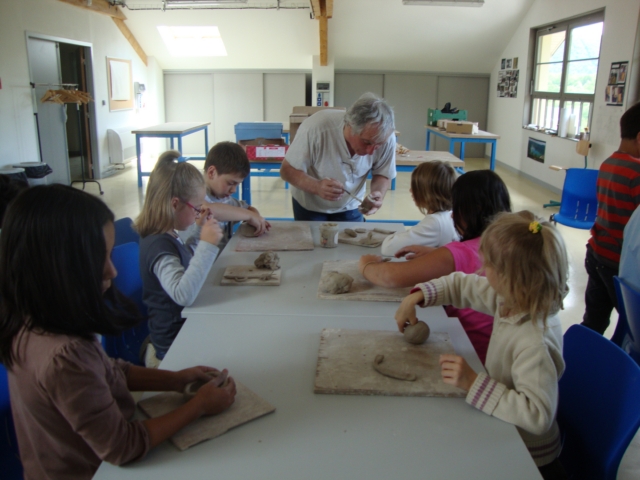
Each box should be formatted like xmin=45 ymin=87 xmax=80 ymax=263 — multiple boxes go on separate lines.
xmin=529 ymin=11 xmax=604 ymax=137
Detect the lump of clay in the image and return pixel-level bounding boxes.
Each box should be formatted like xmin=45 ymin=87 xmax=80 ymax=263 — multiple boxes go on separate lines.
xmin=344 ymin=228 xmax=357 ymax=237
xmin=238 ymin=222 xmax=259 ymax=237
xmin=254 ymin=251 xmax=280 ymax=270
xmin=404 ymin=321 xmax=430 ymax=345
xmin=373 ymin=228 xmax=394 ymax=235
xmin=183 ymin=371 xmax=227 ymax=398
xmin=320 ymin=272 xmax=354 ymax=294
xmin=360 ymin=231 xmax=380 ymax=246
xmin=355 ymin=228 xmax=367 ymax=234
xmin=373 ymin=354 xmax=417 ymax=381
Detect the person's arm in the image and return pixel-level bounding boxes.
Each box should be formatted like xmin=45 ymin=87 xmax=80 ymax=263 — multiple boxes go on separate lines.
xmin=204 ymin=202 xmax=270 ymax=236
xmin=381 ymin=215 xmax=443 ymax=257
xmin=125 ymin=364 xmax=219 ymax=392
xmin=359 ymin=246 xmax=456 ymax=288
xmin=280 ymin=159 xmax=343 ymax=201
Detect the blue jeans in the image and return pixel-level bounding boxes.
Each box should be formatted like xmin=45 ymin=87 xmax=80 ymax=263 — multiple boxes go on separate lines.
xmin=582 ymin=245 xmax=619 ymax=334
xmin=292 ymin=198 xmax=364 ymax=222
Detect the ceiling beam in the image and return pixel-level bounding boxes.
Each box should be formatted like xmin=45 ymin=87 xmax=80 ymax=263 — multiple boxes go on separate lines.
xmin=57 ymin=0 xmax=127 ymax=20
xmin=319 ymin=14 xmax=328 ymax=66
xmin=57 ymin=0 xmax=148 ymax=66
xmin=311 ymin=0 xmax=331 ymax=66
xmin=112 ymin=18 xmax=148 ymax=66
xmin=325 ymin=0 xmax=333 ymax=18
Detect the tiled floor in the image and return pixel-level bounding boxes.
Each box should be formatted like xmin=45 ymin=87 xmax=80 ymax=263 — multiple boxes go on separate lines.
xmin=90 ymin=157 xmax=617 ymax=338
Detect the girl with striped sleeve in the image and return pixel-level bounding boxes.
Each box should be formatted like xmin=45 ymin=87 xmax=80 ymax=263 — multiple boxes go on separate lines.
xmin=395 ymin=211 xmax=569 ymax=479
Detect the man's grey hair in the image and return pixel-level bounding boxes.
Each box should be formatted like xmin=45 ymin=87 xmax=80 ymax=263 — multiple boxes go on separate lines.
xmin=344 ymin=93 xmax=395 ymax=143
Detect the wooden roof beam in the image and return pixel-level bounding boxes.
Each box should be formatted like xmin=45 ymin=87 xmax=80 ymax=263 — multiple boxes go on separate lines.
xmin=112 ymin=18 xmax=148 ymax=66
xmin=58 ymin=0 xmax=127 ymax=20
xmin=311 ymin=0 xmax=330 ymax=66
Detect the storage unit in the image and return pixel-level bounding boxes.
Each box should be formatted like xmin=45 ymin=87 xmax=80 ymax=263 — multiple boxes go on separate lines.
xmin=427 ymin=108 xmax=468 ymax=126
xmin=234 ymin=122 xmax=283 ymax=142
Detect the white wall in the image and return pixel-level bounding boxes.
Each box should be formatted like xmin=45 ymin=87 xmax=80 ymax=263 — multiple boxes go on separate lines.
xmin=0 ymin=0 xmax=164 ymax=178
xmin=487 ymin=0 xmax=640 ymax=191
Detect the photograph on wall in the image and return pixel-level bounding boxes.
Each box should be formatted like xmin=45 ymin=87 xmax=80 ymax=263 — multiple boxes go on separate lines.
xmin=527 ymin=137 xmax=546 ymax=163
xmin=506 ymin=59 xmax=513 ymax=69
xmin=501 ymin=58 xmax=506 ymax=69
xmin=497 ymin=69 xmax=519 ymax=98
xmin=606 ymin=61 xmax=628 ymax=106
xmin=513 ymin=57 xmax=519 ymax=69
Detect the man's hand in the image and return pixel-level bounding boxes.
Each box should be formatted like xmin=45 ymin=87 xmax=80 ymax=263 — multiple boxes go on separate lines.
xmin=315 ymin=178 xmax=344 ymax=201
xmin=358 ymin=191 xmax=383 ymax=215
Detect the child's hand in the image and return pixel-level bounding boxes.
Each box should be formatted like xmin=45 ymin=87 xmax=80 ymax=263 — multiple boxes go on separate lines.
xmin=359 ymin=254 xmax=383 ymax=275
xmin=247 ymin=211 xmax=270 ymax=236
xmin=439 ymin=354 xmax=478 ymax=392
xmin=200 ymin=213 xmax=223 ymax=246
xmin=358 ymin=191 xmax=383 ymax=215
xmin=173 ymin=366 xmax=221 ymax=392
xmin=195 ymin=205 xmax=214 ymax=227
xmin=395 ymin=245 xmax=435 ymax=260
xmin=316 ymin=178 xmax=344 ymax=201
xmin=193 ymin=369 xmax=237 ymax=416
xmin=394 ymin=291 xmax=424 ymax=332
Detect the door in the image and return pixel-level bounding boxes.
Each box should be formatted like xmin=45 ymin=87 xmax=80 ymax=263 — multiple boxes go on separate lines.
xmin=27 ymin=37 xmax=71 ymax=185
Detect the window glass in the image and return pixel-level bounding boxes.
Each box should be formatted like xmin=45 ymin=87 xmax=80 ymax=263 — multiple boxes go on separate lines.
xmin=568 ymin=22 xmax=603 ymax=60
xmin=535 ymin=63 xmax=563 ymax=92
xmin=565 ymin=59 xmax=599 ymax=94
xmin=537 ymin=31 xmax=565 ymax=63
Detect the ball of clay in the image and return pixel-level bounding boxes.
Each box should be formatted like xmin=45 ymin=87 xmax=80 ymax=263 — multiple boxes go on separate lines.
xmin=404 ymin=321 xmax=430 ymax=345
xmin=320 ymin=272 xmax=354 ymax=294
xmin=183 ymin=371 xmax=227 ymax=398
xmin=344 ymin=228 xmax=358 ymax=237
xmin=355 ymin=228 xmax=367 ymax=234
xmin=238 ymin=222 xmax=259 ymax=237
xmin=254 ymin=251 xmax=280 ymax=270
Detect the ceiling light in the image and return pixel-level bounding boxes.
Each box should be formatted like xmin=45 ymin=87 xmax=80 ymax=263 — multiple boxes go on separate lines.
xmin=402 ymin=0 xmax=484 ymax=6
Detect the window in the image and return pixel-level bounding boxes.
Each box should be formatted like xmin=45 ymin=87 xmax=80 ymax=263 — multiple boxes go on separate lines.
xmin=157 ymin=26 xmax=227 ymax=57
xmin=530 ymin=12 xmax=603 ymax=137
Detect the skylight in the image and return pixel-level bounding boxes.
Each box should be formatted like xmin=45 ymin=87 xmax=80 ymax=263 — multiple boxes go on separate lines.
xmin=157 ymin=26 xmax=227 ymax=57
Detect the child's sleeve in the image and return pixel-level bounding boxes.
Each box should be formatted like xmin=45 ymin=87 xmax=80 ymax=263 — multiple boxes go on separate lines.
xmin=414 ymin=272 xmax=499 ymax=316
xmin=152 ymin=241 xmax=218 ymax=306
xmin=466 ymin=344 xmax=560 ymax=436
xmin=381 ymin=215 xmax=442 ymax=256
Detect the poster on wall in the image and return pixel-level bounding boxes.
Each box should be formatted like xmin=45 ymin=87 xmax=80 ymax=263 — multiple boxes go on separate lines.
xmin=106 ymin=57 xmax=133 ymax=112
xmin=606 ymin=61 xmax=628 ymax=106
xmin=527 ymin=137 xmax=546 ymax=163
xmin=497 ymin=69 xmax=519 ymax=98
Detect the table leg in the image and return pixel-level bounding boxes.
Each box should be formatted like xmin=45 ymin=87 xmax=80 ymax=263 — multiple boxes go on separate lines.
xmin=204 ymin=126 xmax=209 ymax=157
xmin=490 ymin=140 xmax=496 ymax=171
xmin=136 ymin=135 xmax=142 ymax=188
xmin=460 ymin=141 xmax=466 ymax=160
xmin=170 ymin=138 xmax=175 ymax=150
xmin=178 ymin=137 xmax=183 ymax=162
xmin=242 ymin=175 xmax=252 ymax=204
xmin=425 ymin=130 xmax=431 ymax=150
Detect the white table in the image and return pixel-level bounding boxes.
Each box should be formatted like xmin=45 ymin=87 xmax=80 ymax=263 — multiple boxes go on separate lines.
xmin=94 ymin=313 xmax=540 ymax=479
xmin=183 ymin=221 xmax=407 ymax=318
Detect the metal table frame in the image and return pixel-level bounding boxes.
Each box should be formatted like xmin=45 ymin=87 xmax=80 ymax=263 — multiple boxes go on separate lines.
xmin=425 ymin=126 xmax=499 ymax=171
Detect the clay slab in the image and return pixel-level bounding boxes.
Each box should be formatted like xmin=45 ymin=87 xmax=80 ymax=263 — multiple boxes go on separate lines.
xmin=317 ymin=260 xmax=411 ymax=302
xmin=138 ymin=381 xmax=275 ymax=451
xmin=235 ymin=222 xmax=314 ymax=252
xmin=314 ymin=328 xmax=465 ymax=398
xmin=221 ymin=265 xmax=281 ymax=286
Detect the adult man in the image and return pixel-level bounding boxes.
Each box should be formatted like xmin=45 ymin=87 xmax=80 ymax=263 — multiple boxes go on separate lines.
xmin=280 ymin=93 xmax=396 ymax=221
xmin=583 ymin=102 xmax=640 ymax=334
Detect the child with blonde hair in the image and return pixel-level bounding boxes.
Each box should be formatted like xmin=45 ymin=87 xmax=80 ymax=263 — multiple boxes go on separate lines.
xmin=136 ymin=151 xmax=222 ymax=367
xmin=395 ymin=211 xmax=569 ymax=479
xmin=381 ymin=160 xmax=459 ymax=256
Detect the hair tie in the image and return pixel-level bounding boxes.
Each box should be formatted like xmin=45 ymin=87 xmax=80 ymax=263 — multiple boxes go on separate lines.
xmin=529 ymin=221 xmax=542 ymax=234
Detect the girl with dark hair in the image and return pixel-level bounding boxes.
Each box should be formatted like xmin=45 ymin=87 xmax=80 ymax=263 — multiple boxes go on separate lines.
xmin=0 ymin=185 xmax=236 ymax=480
xmin=359 ymin=170 xmax=511 ymax=363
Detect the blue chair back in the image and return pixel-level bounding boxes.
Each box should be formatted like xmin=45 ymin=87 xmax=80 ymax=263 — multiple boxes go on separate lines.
xmin=102 ymin=242 xmax=149 ymax=366
xmin=552 ymin=168 xmax=599 ymax=229
xmin=114 ymin=217 xmax=140 ymax=246
xmin=612 ymin=276 xmax=640 ymax=365
xmin=558 ymin=325 xmax=640 ymax=479
xmin=1 ymin=364 xmax=23 ymax=479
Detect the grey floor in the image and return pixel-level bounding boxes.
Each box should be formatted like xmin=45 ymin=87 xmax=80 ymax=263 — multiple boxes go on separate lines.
xmin=90 ymin=157 xmax=617 ymax=338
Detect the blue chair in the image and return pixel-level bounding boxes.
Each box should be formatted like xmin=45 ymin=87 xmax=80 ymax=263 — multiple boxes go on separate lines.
xmin=1 ymin=364 xmax=23 ymax=479
xmin=114 ymin=217 xmax=140 ymax=246
xmin=550 ymin=168 xmax=599 ymax=229
xmin=102 ymin=242 xmax=149 ymax=366
xmin=612 ymin=276 xmax=640 ymax=365
xmin=557 ymin=325 xmax=640 ymax=479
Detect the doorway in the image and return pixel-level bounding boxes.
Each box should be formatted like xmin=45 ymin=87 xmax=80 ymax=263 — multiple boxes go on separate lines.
xmin=27 ymin=34 xmax=97 ymax=186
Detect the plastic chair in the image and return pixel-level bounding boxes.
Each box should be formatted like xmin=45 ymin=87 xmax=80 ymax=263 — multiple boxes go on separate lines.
xmin=1 ymin=364 xmax=24 ymax=479
xmin=114 ymin=217 xmax=140 ymax=246
xmin=612 ymin=276 xmax=640 ymax=365
xmin=101 ymin=242 xmax=149 ymax=366
xmin=557 ymin=325 xmax=640 ymax=479
xmin=549 ymin=168 xmax=599 ymax=229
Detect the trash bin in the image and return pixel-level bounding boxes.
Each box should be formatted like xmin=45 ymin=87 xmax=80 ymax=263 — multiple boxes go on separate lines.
xmin=0 ymin=167 xmax=29 ymax=184
xmin=11 ymin=162 xmax=53 ymax=186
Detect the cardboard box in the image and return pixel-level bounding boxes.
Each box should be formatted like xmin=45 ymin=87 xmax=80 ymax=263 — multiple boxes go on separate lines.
xmin=445 ymin=121 xmax=479 ymax=135
xmin=289 ymin=106 xmax=346 ymax=143
xmin=238 ymin=138 xmax=288 ymax=161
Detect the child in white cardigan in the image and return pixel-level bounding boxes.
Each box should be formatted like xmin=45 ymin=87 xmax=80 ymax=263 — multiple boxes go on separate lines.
xmin=395 ymin=211 xmax=569 ymax=479
xmin=380 ymin=160 xmax=459 ymax=257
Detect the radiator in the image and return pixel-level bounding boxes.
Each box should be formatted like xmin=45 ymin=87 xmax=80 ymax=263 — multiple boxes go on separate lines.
xmin=106 ymin=127 xmax=137 ymax=165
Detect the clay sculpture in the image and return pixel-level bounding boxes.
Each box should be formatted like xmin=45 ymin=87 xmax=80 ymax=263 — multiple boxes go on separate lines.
xmin=372 ymin=354 xmax=417 ymax=381
xmin=319 ymin=271 xmax=354 ymax=294
xmin=344 ymin=228 xmax=358 ymax=238
xmin=373 ymin=228 xmax=394 ymax=235
xmin=254 ymin=251 xmax=280 ymax=270
xmin=404 ymin=321 xmax=431 ymax=345
xmin=354 ymin=228 xmax=367 ymax=234
xmin=360 ymin=231 xmax=381 ymax=246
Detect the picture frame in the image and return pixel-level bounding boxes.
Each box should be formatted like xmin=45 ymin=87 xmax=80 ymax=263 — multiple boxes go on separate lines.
xmin=527 ymin=137 xmax=546 ymax=163
xmin=606 ymin=61 xmax=628 ymax=106
xmin=106 ymin=57 xmax=133 ymax=111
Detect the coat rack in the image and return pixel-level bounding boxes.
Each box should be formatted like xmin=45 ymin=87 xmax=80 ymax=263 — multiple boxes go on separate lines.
xmin=31 ymin=82 xmax=103 ymax=195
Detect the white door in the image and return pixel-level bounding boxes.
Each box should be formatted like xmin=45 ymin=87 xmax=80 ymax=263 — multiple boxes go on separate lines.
xmin=27 ymin=37 xmax=71 ymax=185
